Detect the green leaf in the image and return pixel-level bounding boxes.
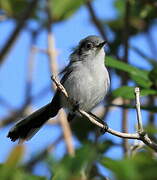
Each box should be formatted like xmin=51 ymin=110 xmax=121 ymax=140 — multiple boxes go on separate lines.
xmin=0 ymin=164 xmax=46 ymax=180
xmin=0 ymin=0 xmax=12 ymax=14
xmin=106 ymin=56 xmax=152 ymax=88
xmin=141 ymin=89 xmax=157 ymax=96
xmin=101 ymin=157 xmax=138 ymax=180
xmin=112 ymin=86 xmax=157 ymax=99
xmin=52 ymin=145 xmax=97 ymax=180
xmin=0 ymin=0 xmax=30 ymax=18
xmin=114 ymin=0 xmax=125 ymax=17
xmin=112 ymin=86 xmax=135 ymax=99
xmin=101 ymin=151 xmax=157 ymax=180
xmin=49 ymin=0 xmax=85 ymax=22
xmin=106 ymin=56 xmax=149 ymax=79
xmin=130 ymin=74 xmax=151 ymax=88
xmin=144 ymin=125 xmax=157 ymax=134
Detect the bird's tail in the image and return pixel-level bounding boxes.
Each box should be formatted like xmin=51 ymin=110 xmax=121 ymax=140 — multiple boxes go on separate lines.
xmin=7 ymin=102 xmax=59 ymax=142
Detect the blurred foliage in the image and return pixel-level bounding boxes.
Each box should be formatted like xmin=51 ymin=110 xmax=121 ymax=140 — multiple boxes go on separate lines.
xmin=0 ymin=0 xmax=86 ymax=22
xmin=106 ymin=56 xmax=152 ymax=88
xmin=0 ymin=146 xmax=46 ymax=180
xmin=0 ymin=0 xmax=30 ymax=18
xmin=48 ymin=0 xmax=85 ymax=22
xmin=0 ymin=0 xmax=157 ymax=179
xmin=106 ymin=0 xmax=157 ymax=55
xmin=102 ymin=151 xmax=157 ymax=180
xmin=1 ymin=144 xmax=157 ymax=180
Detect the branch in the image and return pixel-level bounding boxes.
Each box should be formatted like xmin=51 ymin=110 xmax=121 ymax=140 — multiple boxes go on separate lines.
xmin=52 ymin=76 xmax=157 ymax=152
xmin=46 ymin=21 xmax=75 ymax=156
xmin=135 ymin=87 xmax=143 ymax=133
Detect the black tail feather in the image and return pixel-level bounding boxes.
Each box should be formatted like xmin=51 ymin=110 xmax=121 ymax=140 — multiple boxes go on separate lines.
xmin=7 ymin=101 xmax=60 ymax=142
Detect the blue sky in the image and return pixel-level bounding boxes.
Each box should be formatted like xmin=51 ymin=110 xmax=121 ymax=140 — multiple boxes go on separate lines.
xmin=0 ymin=0 xmax=157 ymax=178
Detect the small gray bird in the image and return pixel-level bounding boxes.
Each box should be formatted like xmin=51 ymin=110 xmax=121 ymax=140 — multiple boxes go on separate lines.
xmin=7 ymin=35 xmax=110 ymax=142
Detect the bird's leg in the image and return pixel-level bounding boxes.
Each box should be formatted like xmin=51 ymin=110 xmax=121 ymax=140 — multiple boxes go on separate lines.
xmin=70 ymin=99 xmax=80 ymax=112
xmin=67 ymin=100 xmax=80 ymax=122
xmin=88 ymin=112 xmax=108 ymax=133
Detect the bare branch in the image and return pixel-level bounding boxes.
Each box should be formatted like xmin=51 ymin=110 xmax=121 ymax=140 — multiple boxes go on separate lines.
xmin=135 ymin=87 xmax=144 ymax=133
xmin=46 ymin=27 xmax=75 ymax=156
xmin=52 ymin=76 xmax=157 ymax=152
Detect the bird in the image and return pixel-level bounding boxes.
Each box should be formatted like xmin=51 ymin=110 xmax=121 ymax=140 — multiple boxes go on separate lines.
xmin=7 ymin=35 xmax=110 ymax=142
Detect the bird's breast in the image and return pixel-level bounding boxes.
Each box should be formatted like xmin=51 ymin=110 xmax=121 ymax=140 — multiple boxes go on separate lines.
xmin=61 ymin=63 xmax=110 ymax=111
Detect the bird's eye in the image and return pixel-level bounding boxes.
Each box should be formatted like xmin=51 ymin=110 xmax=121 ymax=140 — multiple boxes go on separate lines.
xmin=85 ymin=42 xmax=93 ymax=50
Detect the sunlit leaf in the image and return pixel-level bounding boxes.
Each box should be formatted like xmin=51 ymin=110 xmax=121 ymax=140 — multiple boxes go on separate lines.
xmin=114 ymin=0 xmax=125 ymax=17
xmin=101 ymin=151 xmax=157 ymax=180
xmin=141 ymin=89 xmax=157 ymax=96
xmin=106 ymin=56 xmax=152 ymax=88
xmin=106 ymin=56 xmax=149 ymax=79
xmin=49 ymin=0 xmax=85 ymax=22
xmin=0 ymin=0 xmax=30 ymax=18
xmin=144 ymin=125 xmax=157 ymax=134
xmin=112 ymin=86 xmax=157 ymax=99
xmin=112 ymin=86 xmax=135 ymax=99
xmin=101 ymin=157 xmax=138 ymax=180
xmin=130 ymin=74 xmax=151 ymax=88
xmin=52 ymin=145 xmax=98 ymax=180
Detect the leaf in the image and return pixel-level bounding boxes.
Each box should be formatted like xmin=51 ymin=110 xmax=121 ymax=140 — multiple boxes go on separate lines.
xmin=49 ymin=0 xmax=85 ymax=22
xmin=114 ymin=0 xmax=125 ymax=17
xmin=141 ymin=89 xmax=157 ymax=96
xmin=112 ymin=86 xmax=157 ymax=99
xmin=144 ymin=125 xmax=157 ymax=134
xmin=106 ymin=56 xmax=152 ymax=88
xmin=101 ymin=157 xmax=138 ymax=180
xmin=2 ymin=146 xmax=46 ymax=179
xmin=101 ymin=152 xmax=157 ymax=180
xmin=0 ymin=0 xmax=30 ymax=18
xmin=112 ymin=86 xmax=135 ymax=99
xmin=52 ymin=145 xmax=97 ymax=180
xmin=130 ymin=74 xmax=151 ymax=88
xmin=106 ymin=56 xmax=149 ymax=79
xmin=0 ymin=0 xmax=12 ymax=14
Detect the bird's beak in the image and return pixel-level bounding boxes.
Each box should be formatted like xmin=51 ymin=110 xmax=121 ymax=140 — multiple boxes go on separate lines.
xmin=97 ymin=41 xmax=107 ymax=48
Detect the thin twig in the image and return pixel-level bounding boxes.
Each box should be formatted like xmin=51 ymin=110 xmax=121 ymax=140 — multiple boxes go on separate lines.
xmin=52 ymin=76 xmax=157 ymax=152
xmin=135 ymin=87 xmax=144 ymax=133
xmin=47 ymin=31 xmax=58 ymax=84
